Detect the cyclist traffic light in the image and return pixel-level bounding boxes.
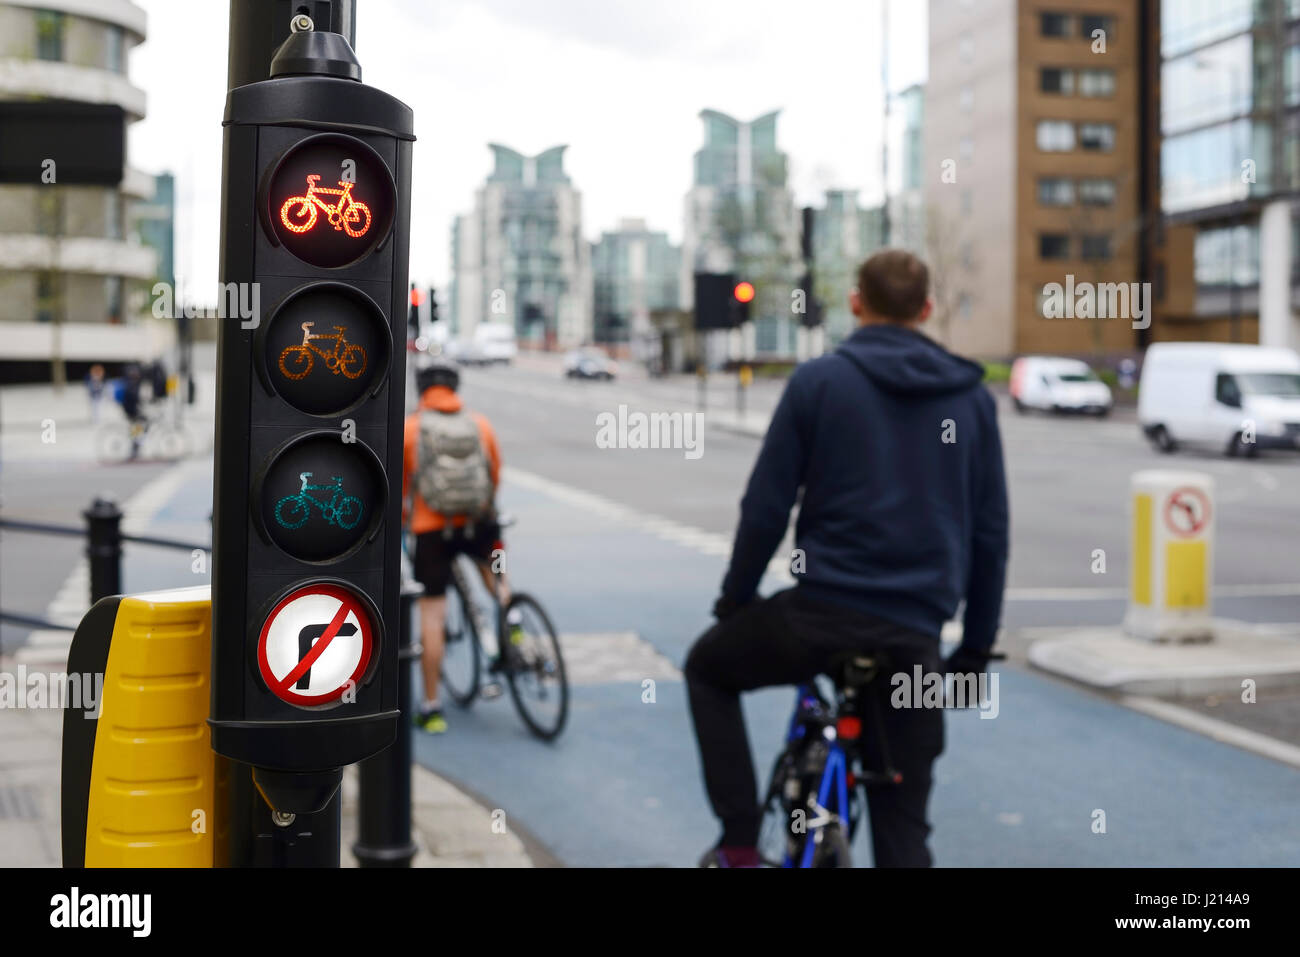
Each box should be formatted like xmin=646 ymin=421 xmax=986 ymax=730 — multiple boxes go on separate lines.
xmin=210 ymin=24 xmax=413 ymax=816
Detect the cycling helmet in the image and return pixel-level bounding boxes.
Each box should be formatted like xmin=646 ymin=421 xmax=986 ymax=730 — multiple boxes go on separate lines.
xmin=416 ymin=356 xmax=460 ymax=393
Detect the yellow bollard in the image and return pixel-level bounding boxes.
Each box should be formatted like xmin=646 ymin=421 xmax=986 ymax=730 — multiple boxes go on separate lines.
xmin=1123 ymin=471 xmax=1215 ymax=642
xmin=62 ymin=586 xmax=214 ymax=866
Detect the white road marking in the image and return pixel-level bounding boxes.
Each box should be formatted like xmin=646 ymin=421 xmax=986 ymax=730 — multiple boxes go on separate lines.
xmin=559 ymin=631 xmax=681 ymax=685
xmin=1119 ymin=694 xmax=1300 ymax=770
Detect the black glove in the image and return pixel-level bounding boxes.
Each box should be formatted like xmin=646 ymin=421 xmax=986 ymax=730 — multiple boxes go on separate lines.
xmin=945 ymin=646 xmax=1003 ymax=677
xmin=712 ymin=594 xmax=749 ymax=621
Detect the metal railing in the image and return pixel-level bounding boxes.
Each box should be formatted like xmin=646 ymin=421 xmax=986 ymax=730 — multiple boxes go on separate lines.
xmin=0 ymin=496 xmax=209 ymax=632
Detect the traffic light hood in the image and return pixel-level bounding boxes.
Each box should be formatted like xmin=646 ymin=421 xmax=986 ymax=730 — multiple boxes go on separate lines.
xmin=270 ymin=29 xmax=362 ymax=82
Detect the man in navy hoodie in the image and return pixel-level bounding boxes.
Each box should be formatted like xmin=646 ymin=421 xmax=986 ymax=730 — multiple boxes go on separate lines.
xmin=686 ymin=249 xmax=1009 ymax=868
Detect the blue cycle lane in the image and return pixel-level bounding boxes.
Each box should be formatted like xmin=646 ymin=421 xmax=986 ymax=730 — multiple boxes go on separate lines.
xmin=123 ymin=458 xmax=1300 ymax=867
xmin=413 ymin=477 xmax=1300 ymax=868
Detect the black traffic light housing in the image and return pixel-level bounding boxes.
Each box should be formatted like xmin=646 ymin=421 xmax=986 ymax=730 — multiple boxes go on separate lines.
xmin=694 ymin=271 xmax=753 ymax=330
xmin=211 ymin=26 xmax=413 ymax=816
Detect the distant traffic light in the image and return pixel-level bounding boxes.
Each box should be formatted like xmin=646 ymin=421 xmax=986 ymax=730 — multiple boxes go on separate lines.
xmin=732 ymin=280 xmax=754 ymax=324
xmin=210 ymin=24 xmax=413 ymax=816
xmin=694 ymin=272 xmax=750 ymax=330
xmin=796 ymin=271 xmax=823 ymax=328
xmin=427 ymin=286 xmax=439 ymax=323
xmin=408 ymin=283 xmax=422 ymax=337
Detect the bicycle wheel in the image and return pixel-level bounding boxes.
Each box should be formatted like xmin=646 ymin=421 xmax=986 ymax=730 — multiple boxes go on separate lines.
xmin=338 ymin=343 xmax=367 ymax=379
xmin=95 ymin=425 xmax=132 ymax=464
xmin=502 ymin=593 xmax=568 ymax=740
xmin=757 ymin=749 xmax=799 ymax=866
xmin=332 ymin=495 xmax=363 ymax=530
xmin=441 ymin=570 xmax=481 ymax=707
xmin=274 ymin=496 xmax=310 ymax=529
xmin=280 ymin=197 xmax=316 ymax=233
xmin=154 ymin=425 xmax=189 ymax=461
xmin=278 ymin=346 xmax=313 ymax=380
xmin=343 ymin=201 xmax=372 ymax=238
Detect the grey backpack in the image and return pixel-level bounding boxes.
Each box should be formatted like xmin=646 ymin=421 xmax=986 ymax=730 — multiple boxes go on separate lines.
xmin=415 ymin=408 xmax=493 ymax=518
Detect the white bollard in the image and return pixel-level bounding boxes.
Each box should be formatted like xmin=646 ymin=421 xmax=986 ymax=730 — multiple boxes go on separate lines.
xmin=1123 ymin=470 xmax=1215 ymax=642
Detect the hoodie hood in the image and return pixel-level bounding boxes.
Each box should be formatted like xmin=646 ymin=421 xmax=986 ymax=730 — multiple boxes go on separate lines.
xmin=835 ymin=324 xmax=985 ymax=396
xmin=419 ymin=385 xmax=462 ymax=412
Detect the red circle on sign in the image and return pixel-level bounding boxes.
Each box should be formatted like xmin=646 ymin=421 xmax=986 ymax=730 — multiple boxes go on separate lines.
xmin=1163 ymin=486 xmax=1211 ymax=538
xmin=257 ymin=583 xmax=375 ymax=707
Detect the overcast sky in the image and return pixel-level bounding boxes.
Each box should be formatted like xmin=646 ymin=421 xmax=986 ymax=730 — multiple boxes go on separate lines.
xmin=129 ymin=0 xmax=926 ymax=300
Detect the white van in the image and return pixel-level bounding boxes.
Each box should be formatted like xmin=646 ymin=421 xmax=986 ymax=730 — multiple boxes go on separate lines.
xmin=1137 ymin=343 xmax=1300 ymax=456
xmin=1009 ymin=356 xmax=1113 ymax=416
xmin=471 ymin=322 xmax=517 ymax=365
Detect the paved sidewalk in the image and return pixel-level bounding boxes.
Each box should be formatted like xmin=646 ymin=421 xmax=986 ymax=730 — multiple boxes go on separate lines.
xmin=0 ymin=667 xmax=537 ymax=867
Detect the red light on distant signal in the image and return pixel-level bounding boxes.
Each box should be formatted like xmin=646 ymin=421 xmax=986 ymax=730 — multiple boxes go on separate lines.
xmin=410 ymin=287 xmax=424 ymax=307
xmin=733 ymin=281 xmax=755 ymax=304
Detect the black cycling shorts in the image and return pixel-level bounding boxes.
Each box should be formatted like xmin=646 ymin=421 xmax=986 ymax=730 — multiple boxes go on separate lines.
xmin=412 ymin=520 xmax=502 ymax=596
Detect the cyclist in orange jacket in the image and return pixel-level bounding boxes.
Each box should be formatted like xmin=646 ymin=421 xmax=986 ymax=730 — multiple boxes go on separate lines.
xmin=403 ymin=357 xmax=510 ymax=733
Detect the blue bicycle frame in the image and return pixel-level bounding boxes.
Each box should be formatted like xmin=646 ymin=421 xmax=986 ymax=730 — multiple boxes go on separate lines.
xmin=782 ymin=684 xmax=854 ymax=869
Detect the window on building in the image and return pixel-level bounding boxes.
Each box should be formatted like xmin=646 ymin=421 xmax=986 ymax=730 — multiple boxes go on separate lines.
xmin=1041 ymin=12 xmax=1071 ymax=37
xmin=105 ymin=192 xmax=122 ymax=239
xmin=106 ymin=276 xmax=123 ymax=322
xmin=1041 ymin=68 xmax=1075 ymax=94
xmin=1194 ymin=223 xmax=1259 ymax=286
xmin=35 ymin=10 xmax=65 ymax=62
xmin=1038 ymin=177 xmax=1075 ymax=205
xmin=1078 ymin=178 xmax=1117 ymax=205
xmin=960 ymin=189 xmax=973 ymax=215
xmin=1081 ymin=234 xmax=1112 ymax=260
xmin=106 ymin=25 xmax=125 ymax=73
xmin=959 ymin=86 xmax=974 ymax=111
xmin=1080 ymin=14 xmax=1114 ymax=40
xmin=35 ymin=191 xmax=60 ymax=235
xmin=1078 ymin=68 xmax=1116 ymax=97
xmin=35 ymin=271 xmax=57 ymax=322
xmin=959 ymin=34 xmax=974 ymax=62
xmin=959 ymin=135 xmax=974 ymax=159
xmin=1040 ymin=233 xmax=1070 ymax=259
xmin=1078 ymin=122 xmax=1116 ymax=151
xmin=1036 ymin=120 xmax=1076 ymax=151
xmin=958 ymin=294 xmax=973 ymax=320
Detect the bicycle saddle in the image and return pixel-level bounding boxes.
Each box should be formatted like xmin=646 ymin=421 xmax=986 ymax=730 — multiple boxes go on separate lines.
xmin=827 ymin=652 xmax=887 ymax=689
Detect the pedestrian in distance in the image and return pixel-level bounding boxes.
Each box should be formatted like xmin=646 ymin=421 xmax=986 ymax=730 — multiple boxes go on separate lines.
xmin=685 ymin=248 xmax=1010 ymax=868
xmin=85 ymin=363 xmax=106 ymax=424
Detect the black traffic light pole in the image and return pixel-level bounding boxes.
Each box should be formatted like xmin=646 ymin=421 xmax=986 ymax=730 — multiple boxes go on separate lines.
xmin=228 ymin=0 xmax=356 ymax=90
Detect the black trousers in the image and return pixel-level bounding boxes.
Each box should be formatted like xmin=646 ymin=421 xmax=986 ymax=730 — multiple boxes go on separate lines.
xmin=684 ymin=587 xmax=944 ymax=867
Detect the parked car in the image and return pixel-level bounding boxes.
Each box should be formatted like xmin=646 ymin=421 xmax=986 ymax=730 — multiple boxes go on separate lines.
xmin=474 ymin=323 xmax=517 ymax=365
xmin=1138 ymin=343 xmax=1300 ymax=456
xmin=1009 ymin=356 xmax=1113 ymax=416
xmin=563 ymin=349 xmax=617 ymax=381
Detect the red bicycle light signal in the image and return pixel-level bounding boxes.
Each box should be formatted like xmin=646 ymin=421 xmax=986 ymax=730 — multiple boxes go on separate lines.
xmin=266 ymin=135 xmax=396 ymax=269
xmin=733 ymin=281 xmax=755 ymax=304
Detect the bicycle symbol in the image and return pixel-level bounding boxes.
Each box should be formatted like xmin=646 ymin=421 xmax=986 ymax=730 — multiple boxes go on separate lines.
xmin=274 ymin=472 xmax=364 ymax=531
xmin=279 ymin=174 xmax=373 ymax=238
xmin=279 ymin=322 xmax=367 ymax=381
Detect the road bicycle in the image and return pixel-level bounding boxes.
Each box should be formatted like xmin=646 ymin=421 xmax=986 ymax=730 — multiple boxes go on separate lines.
xmin=279 ymin=174 xmax=373 ymax=238
xmin=274 ymin=472 xmax=363 ymax=530
xmin=437 ymin=517 xmax=568 ymax=741
xmin=96 ymin=406 xmax=190 ymax=464
xmin=279 ymin=321 xmax=367 ymax=381
xmin=756 ymin=652 xmax=903 ymax=868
